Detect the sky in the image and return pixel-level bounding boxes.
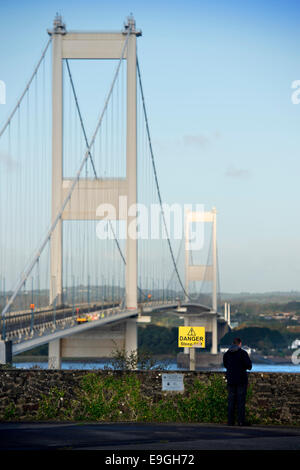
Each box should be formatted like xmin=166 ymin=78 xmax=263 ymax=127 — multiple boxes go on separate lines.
xmin=0 ymin=0 xmax=300 ymax=293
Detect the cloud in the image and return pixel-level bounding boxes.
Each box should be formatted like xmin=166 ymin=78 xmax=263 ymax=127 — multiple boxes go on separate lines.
xmin=225 ymin=165 xmax=251 ymax=179
xmin=183 ymin=131 xmax=221 ymax=149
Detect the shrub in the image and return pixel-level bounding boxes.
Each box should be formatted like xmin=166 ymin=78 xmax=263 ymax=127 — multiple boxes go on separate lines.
xmin=37 ymin=387 xmax=71 ymax=420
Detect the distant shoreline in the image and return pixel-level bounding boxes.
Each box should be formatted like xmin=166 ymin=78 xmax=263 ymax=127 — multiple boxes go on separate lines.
xmin=12 ymin=354 xmax=177 ymax=364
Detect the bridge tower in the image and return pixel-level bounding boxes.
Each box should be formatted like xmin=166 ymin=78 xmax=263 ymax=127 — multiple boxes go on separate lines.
xmin=49 ymin=14 xmax=140 ymax=309
xmin=48 ymin=15 xmax=141 ymax=368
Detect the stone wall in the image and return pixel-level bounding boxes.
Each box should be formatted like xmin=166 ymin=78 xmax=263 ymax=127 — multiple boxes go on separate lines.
xmin=0 ymin=369 xmax=299 ymax=425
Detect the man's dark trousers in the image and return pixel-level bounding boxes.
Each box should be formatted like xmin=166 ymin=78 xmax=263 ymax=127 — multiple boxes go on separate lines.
xmin=227 ymin=383 xmax=247 ymax=425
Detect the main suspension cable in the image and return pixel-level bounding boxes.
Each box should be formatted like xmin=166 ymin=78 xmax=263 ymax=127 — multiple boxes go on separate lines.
xmin=136 ymin=58 xmax=190 ymax=301
xmin=65 ymin=59 xmax=97 ymax=179
xmin=0 ymin=38 xmax=52 ymax=139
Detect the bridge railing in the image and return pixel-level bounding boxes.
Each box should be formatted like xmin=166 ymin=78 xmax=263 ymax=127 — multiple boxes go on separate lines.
xmin=139 ymin=299 xmax=178 ymax=308
xmin=1 ymin=301 xmax=121 ymax=344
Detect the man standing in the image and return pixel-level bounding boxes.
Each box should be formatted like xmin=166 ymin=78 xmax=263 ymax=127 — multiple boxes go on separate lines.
xmin=223 ymin=337 xmax=252 ymax=426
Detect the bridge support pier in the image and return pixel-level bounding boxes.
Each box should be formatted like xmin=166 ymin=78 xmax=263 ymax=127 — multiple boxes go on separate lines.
xmin=211 ymin=314 xmax=218 ymax=355
xmin=125 ymin=318 xmax=138 ymax=356
xmin=48 ymin=338 xmax=62 ymax=369
xmin=46 ymin=317 xmax=138 ymax=369
xmin=0 ymin=340 xmax=12 ymax=365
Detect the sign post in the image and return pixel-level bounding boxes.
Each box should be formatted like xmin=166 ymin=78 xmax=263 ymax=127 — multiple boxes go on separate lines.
xmin=178 ymin=326 xmax=205 ymax=371
xmin=190 ymin=346 xmax=196 ymax=371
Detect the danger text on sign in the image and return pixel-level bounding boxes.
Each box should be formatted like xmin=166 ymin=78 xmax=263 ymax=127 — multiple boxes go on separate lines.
xmin=178 ymin=326 xmax=205 ymax=348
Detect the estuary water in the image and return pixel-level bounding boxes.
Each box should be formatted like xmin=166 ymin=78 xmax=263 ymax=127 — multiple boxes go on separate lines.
xmin=13 ymin=361 xmax=300 ymax=373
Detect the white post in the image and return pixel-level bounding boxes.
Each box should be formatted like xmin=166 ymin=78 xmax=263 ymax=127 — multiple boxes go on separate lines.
xmin=50 ymin=16 xmax=65 ymax=306
xmin=125 ymin=18 xmax=138 ymax=310
xmin=228 ymin=303 xmax=231 ymax=327
xmin=212 ymin=207 xmax=217 ymax=312
xmin=224 ymin=302 xmax=227 ymax=321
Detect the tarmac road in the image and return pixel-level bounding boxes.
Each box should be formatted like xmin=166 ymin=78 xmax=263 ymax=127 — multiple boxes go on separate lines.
xmin=0 ymin=422 xmax=299 ymax=450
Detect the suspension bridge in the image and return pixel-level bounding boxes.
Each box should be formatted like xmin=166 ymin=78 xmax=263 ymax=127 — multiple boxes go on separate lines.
xmin=0 ymin=15 xmax=229 ymax=368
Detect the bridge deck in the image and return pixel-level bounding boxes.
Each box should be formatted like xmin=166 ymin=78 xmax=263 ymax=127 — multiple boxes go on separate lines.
xmin=1 ymin=300 xmax=226 ymax=356
xmin=2 ymin=300 xmax=179 ymax=355
xmin=12 ymin=307 xmax=139 ymax=355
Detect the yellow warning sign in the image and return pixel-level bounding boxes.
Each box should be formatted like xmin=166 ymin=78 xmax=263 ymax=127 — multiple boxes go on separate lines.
xmin=178 ymin=326 xmax=205 ymax=348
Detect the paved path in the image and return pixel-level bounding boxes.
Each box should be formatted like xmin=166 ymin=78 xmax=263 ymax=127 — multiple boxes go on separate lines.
xmin=0 ymin=422 xmax=299 ymax=450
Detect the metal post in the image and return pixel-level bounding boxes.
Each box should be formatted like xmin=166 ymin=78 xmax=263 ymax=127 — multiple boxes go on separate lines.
xmin=190 ymin=346 xmax=196 ymax=371
xmin=30 ymin=306 xmax=34 ymax=333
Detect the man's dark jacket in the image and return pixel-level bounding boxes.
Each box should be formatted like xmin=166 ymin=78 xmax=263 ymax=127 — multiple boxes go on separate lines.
xmin=223 ymin=345 xmax=252 ymax=385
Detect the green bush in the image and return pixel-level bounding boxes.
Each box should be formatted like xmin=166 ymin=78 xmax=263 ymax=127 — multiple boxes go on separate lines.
xmin=74 ymin=374 xmax=146 ymax=421
xmin=153 ymin=375 xmax=228 ymax=423
xmin=37 ymin=387 xmax=71 ymax=420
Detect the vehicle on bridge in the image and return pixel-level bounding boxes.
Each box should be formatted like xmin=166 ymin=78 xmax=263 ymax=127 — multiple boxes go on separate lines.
xmin=76 ymin=315 xmax=88 ymax=324
xmin=76 ymin=310 xmax=104 ymax=324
